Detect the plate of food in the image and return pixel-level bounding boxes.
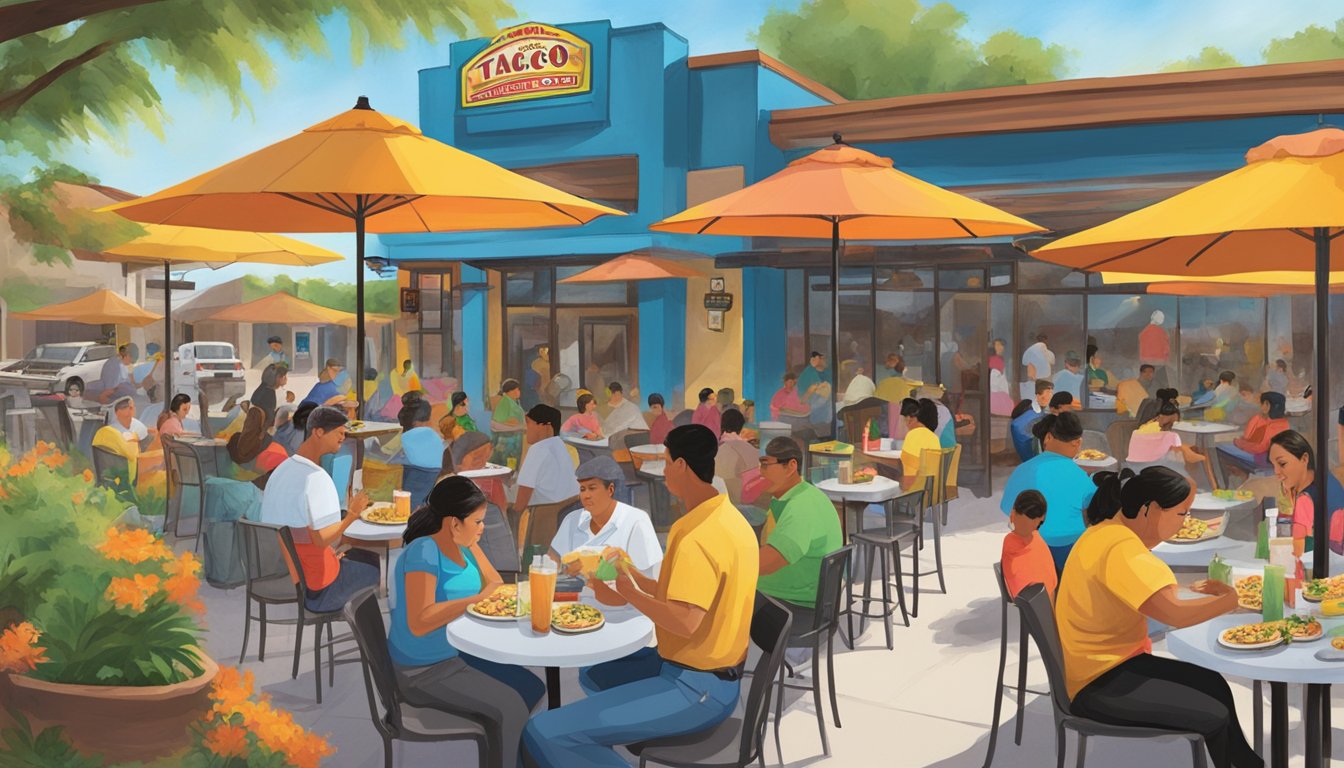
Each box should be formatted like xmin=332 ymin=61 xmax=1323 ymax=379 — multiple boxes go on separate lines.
xmin=467 ymin=585 xmax=521 ymax=621
xmin=348 ymin=420 xmax=365 ymax=430
xmin=1302 ymin=575 xmax=1344 ymax=603
xmin=1212 ymin=489 xmax=1256 ymax=502
xmin=1218 ymin=621 xmax=1286 ymax=650
xmin=360 ymin=502 xmax=409 ymax=525
xmin=848 ymin=467 xmax=878 ymax=484
xmin=552 ymin=602 xmax=604 ymax=634
xmin=1077 ymin=449 xmax=1109 ymax=461
xmin=1318 ymin=636 xmax=1344 ymax=662
xmin=1235 ymin=575 xmax=1263 ymax=611
xmin=1166 ymin=515 xmax=1223 ymax=544
xmin=1282 ymin=614 xmax=1325 ymax=642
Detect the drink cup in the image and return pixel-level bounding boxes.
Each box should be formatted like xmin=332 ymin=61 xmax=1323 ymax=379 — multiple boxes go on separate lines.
xmin=530 ymin=559 xmax=557 ymax=633
xmin=1263 ymin=564 xmax=1286 ymax=622
xmin=352 ymin=469 xmax=364 ymax=493
xmin=576 ymin=547 xmax=602 ymax=578
xmin=393 ymin=490 xmax=411 ymax=519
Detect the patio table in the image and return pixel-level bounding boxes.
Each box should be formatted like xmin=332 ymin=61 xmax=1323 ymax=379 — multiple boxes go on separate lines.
xmin=446 ymin=595 xmax=654 ymax=709
xmin=859 ymin=441 xmax=904 ymax=473
xmin=629 ymin=443 xmax=665 ymax=459
xmin=816 ymin=476 xmax=904 ymax=541
xmin=345 ymin=420 xmax=400 ymax=468
xmin=1167 ymin=614 xmax=1344 ymax=768
xmin=634 ymin=461 xmax=726 ymax=528
xmin=563 ymin=434 xmax=613 ymax=464
xmin=458 ymin=463 xmax=513 ymax=480
xmin=1173 ymin=422 xmax=1239 ymax=486
xmin=1074 ymin=455 xmax=1119 ymax=472
xmin=343 ymin=517 xmax=406 ymax=597
xmin=175 ymin=436 xmax=229 ymax=478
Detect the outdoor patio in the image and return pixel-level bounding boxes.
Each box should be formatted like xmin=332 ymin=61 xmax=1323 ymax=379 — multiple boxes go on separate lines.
xmin=186 ymin=482 xmax=1337 ymax=767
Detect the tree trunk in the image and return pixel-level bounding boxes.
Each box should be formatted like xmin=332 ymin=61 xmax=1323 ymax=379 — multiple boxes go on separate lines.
xmin=0 ymin=41 xmax=116 ymax=116
xmin=0 ymin=0 xmax=168 ymax=44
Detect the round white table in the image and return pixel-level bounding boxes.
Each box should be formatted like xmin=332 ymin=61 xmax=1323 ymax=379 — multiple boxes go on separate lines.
xmin=817 ymin=476 xmax=905 ymax=542
xmin=1167 ymin=614 xmax=1344 ymax=768
xmin=459 ymin=463 xmax=512 ymax=480
xmin=1074 ymin=455 xmax=1119 ymax=471
xmin=563 ymin=435 xmax=610 ymax=448
xmin=1191 ymin=492 xmax=1256 ymax=512
xmin=629 ymin=443 xmax=665 ymax=459
xmin=1286 ymin=397 xmax=1311 ymax=416
xmin=343 ymin=518 xmax=406 ymax=596
xmin=635 ymin=461 xmax=728 ymax=492
xmin=1173 ymin=421 xmax=1239 ymax=485
xmin=446 ymin=598 xmax=654 ymax=709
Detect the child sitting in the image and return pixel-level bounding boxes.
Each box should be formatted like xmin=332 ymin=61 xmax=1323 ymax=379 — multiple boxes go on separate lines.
xmin=1001 ymin=489 xmax=1058 ymax=600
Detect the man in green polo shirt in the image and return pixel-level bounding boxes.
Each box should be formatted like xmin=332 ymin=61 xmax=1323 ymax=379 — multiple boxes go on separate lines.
xmin=757 ymin=437 xmax=843 ymax=646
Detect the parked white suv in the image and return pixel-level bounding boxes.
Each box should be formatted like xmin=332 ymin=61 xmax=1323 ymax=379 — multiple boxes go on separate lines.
xmin=0 ymin=342 xmax=116 ymax=397
xmin=174 ymin=342 xmax=246 ymax=404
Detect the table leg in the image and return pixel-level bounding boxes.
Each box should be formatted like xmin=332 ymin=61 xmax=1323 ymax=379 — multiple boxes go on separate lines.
xmin=546 ymin=666 xmax=562 ymax=710
xmin=1206 ymin=435 xmax=1227 ymax=489
xmin=378 ymin=542 xmax=389 ymax=599
xmin=1324 ymin=684 xmax=1332 ymax=762
xmin=1253 ymin=679 xmax=1263 ymax=757
xmin=1306 ymin=683 xmax=1324 ymax=768
xmin=1271 ymin=681 xmax=1288 ymax=768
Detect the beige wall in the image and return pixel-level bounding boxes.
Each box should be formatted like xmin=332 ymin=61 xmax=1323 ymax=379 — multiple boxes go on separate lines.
xmin=682 ymin=259 xmax=743 ymax=410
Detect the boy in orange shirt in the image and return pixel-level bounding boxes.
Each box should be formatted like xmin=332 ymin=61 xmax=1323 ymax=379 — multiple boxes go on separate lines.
xmin=1001 ymin=489 xmax=1059 ymax=600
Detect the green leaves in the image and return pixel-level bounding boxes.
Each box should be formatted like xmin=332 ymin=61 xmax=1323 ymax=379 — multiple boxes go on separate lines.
xmin=0 ymin=710 xmax=107 ymax=768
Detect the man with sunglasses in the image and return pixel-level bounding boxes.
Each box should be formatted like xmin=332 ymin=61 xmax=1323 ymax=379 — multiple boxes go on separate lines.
xmin=756 ymin=437 xmax=843 ymax=643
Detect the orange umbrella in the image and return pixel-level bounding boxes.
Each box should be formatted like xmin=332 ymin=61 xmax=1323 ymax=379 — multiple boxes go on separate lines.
xmin=652 ymin=136 xmax=1045 ymax=430
xmin=203 ymin=291 xmax=394 ymax=327
xmin=558 ymin=251 xmax=703 ymax=283
xmin=13 ymin=289 xmax=161 ymax=327
xmin=102 ymin=96 xmax=623 ymax=410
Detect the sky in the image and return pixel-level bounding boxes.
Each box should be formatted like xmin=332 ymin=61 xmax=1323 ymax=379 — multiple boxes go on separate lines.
xmin=58 ymin=0 xmax=1344 ymax=290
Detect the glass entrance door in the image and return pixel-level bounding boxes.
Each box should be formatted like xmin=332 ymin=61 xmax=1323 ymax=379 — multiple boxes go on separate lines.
xmin=939 ymin=292 xmax=994 ymax=496
xmin=577 ymin=317 xmax=634 ymax=396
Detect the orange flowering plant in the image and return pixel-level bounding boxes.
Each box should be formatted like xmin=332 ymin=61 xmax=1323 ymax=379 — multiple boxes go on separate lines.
xmin=177 ymin=666 xmax=336 ymax=768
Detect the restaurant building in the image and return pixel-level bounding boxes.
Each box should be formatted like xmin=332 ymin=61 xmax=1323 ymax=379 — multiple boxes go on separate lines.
xmin=382 ymin=20 xmax=1344 ymax=492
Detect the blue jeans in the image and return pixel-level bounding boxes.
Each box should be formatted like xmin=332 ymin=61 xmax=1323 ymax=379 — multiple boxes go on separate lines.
xmin=1048 ymin=543 xmax=1073 ymax=576
xmin=1217 ymin=445 xmax=1265 ymax=475
xmin=303 ymin=548 xmax=380 ymax=613
xmin=523 ymin=648 xmax=740 ymax=767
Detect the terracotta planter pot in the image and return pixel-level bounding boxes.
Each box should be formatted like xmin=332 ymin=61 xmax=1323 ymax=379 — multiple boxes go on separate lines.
xmin=0 ymin=651 xmax=218 ymax=763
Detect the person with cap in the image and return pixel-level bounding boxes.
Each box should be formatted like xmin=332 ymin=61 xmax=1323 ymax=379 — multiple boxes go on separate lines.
xmin=265 ymin=335 xmax=288 ymax=368
xmin=523 ymin=425 xmax=758 ymax=767
xmin=691 ymin=387 xmax=721 ymax=438
xmin=250 ymin=363 xmax=288 ymax=426
xmin=645 ymin=393 xmax=673 ymax=445
xmin=601 ymin=382 xmax=646 ymax=437
xmin=1053 ymin=351 xmax=1086 ymax=404
xmin=756 ymin=436 xmax=843 ymax=645
xmin=399 ymin=398 xmax=444 ymax=469
xmin=259 ymin=406 xmax=380 ymax=613
xmin=512 ymin=404 xmax=580 ymax=533
xmin=93 ymin=396 xmax=142 ymax=482
xmin=489 ymin=379 xmax=526 ymax=466
xmin=549 ymin=455 xmax=662 ymax=580
xmin=300 ymin=358 xmax=349 ymax=408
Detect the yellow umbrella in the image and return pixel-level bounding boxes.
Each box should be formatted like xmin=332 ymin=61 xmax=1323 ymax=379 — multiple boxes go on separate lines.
xmin=13 ymin=289 xmax=161 ymax=327
xmin=652 ymin=136 xmax=1045 ymax=430
xmin=102 ymin=96 xmax=624 ymax=409
xmin=203 ymin=291 xmax=393 ymax=328
xmin=558 ymin=251 xmax=703 ymax=283
xmin=1100 ymin=270 xmax=1344 ymax=297
xmin=1033 ymin=127 xmax=1344 ymax=581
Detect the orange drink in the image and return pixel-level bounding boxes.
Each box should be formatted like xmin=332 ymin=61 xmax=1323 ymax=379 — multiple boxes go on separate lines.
xmin=577 ymin=547 xmax=602 ymax=577
xmin=393 ymin=490 xmax=411 ymax=519
xmin=529 ymin=558 xmax=557 ymax=633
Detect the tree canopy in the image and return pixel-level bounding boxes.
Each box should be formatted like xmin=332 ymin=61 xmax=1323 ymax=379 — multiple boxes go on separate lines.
xmin=1161 ymin=46 xmax=1242 ymax=73
xmin=241 ymin=274 xmax=399 ymax=316
xmin=751 ymin=0 xmax=1071 ymax=100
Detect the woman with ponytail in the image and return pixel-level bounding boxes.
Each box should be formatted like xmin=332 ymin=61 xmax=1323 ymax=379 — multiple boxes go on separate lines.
xmin=1059 ymin=467 xmax=1259 ymax=768
xmin=1000 ymin=411 xmax=1094 ymax=574
xmin=388 ymin=476 xmax=544 ymax=768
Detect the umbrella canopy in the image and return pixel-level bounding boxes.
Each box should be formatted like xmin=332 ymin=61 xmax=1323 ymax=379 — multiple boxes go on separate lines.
xmin=81 ymin=226 xmax=343 ymax=268
xmin=1032 ymin=127 xmax=1344 ymax=581
xmin=651 ymin=136 xmax=1045 ymax=435
xmin=13 ymin=289 xmax=161 ymax=327
xmin=203 ymin=292 xmax=391 ymax=328
xmin=558 ymin=251 xmax=703 ymax=283
xmin=101 ymin=96 xmax=624 ymax=410
xmin=1101 ymin=271 xmax=1344 ymax=297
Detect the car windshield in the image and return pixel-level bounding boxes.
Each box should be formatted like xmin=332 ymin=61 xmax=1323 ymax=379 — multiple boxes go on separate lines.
xmin=193 ymin=344 xmax=235 ymax=360
xmin=25 ymin=346 xmax=82 ymax=363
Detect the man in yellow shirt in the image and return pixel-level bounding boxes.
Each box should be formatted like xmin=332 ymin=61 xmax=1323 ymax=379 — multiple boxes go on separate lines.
xmin=92 ymin=397 xmax=142 ymax=483
xmin=524 ymin=424 xmax=759 ymax=767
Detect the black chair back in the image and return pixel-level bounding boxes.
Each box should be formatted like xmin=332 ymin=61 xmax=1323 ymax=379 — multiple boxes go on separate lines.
xmin=993 ymin=561 xmax=1010 ymax=604
xmin=31 ymin=396 xmax=76 ymax=450
xmin=1013 ymin=583 xmax=1072 ymax=717
xmin=402 ymin=466 xmax=439 ymax=510
xmin=167 ymin=440 xmax=204 ymax=487
xmin=882 ymin=484 xmax=927 ymax=538
xmin=744 ymin=594 xmax=794 ymax=766
xmin=623 ymin=430 xmax=652 ymax=450
xmin=672 ymin=409 xmax=694 ymax=427
xmin=480 ymin=502 xmax=521 ymax=576
xmin=814 ymin=545 xmax=854 ymax=635
xmin=238 ymin=518 xmax=290 ymax=588
xmin=276 ymin=525 xmax=316 ymax=598
xmin=91 ymin=446 xmax=129 ymax=489
xmin=343 ymin=588 xmax=402 ymax=738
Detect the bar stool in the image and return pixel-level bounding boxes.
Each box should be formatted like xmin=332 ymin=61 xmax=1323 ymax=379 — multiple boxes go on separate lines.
xmin=845 ymin=482 xmax=927 ymax=649
xmin=983 ymin=562 xmax=1049 ymax=767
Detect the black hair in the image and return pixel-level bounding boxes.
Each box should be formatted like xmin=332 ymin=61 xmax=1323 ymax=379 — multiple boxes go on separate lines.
xmin=665 ymin=424 xmax=717 ymax=483
xmin=292 ymin=402 xmax=317 ymax=434
xmin=169 ymin=393 xmax=191 ymax=414
xmin=609 ymin=381 xmax=623 ymax=394
xmin=1048 ymin=391 xmax=1073 ymax=410
xmin=1156 ymin=399 xmax=1181 ymax=418
xmin=698 ymin=387 xmax=714 ymax=403
xmin=721 ymin=408 xmax=746 ymax=434
xmin=1139 ymin=364 xmax=1155 ymax=374
xmin=916 ymin=398 xmax=939 ymax=432
xmin=398 ymin=398 xmax=432 ymax=430
xmin=1009 ymin=399 xmax=1035 ymax=420
xmin=1276 ymin=358 xmax=1288 ymax=370
xmin=1086 ymin=466 xmax=1191 ymax=526
xmin=810 ymin=350 xmax=823 ymax=359
xmin=900 ymin=398 xmax=921 ymax=419
xmin=500 ymin=378 xmax=521 ymax=394
xmin=1035 ymin=379 xmax=1054 ymax=395
xmin=1031 ymin=410 xmax=1083 ymax=445
xmin=783 ymin=372 xmax=798 ymax=382
xmin=451 ymin=391 xmax=468 ymax=408
xmin=403 ymin=475 xmax=487 ymax=546
xmin=648 ymin=393 xmax=665 ymax=407
xmin=1269 ymin=429 xmax=1314 ymax=471
xmin=267 ymin=335 xmax=283 ymax=345
xmin=577 ymin=392 xmax=595 ymax=412
xmin=526 ymin=404 xmax=562 ymax=436
xmin=1013 ymin=489 xmax=1047 ymax=521
xmin=401 ymin=390 xmax=426 ymax=407
xmin=1086 ymin=344 xmax=1098 ymax=361
xmin=764 ymin=435 xmax=802 ymax=472
xmin=304 ymin=405 xmax=347 ymax=440
xmin=1154 ymin=387 xmax=1179 ymax=403
xmin=1261 ymin=391 xmax=1287 ymax=419
xmin=1218 ymin=370 xmax=1236 ymax=383
xmin=437 ymin=445 xmax=456 ymax=480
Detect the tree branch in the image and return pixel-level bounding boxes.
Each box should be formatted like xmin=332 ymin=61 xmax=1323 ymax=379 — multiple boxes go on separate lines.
xmin=0 ymin=40 xmax=116 ymax=115
xmin=0 ymin=0 xmax=170 ymax=44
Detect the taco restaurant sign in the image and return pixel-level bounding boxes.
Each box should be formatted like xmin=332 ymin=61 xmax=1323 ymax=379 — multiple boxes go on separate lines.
xmin=461 ymin=23 xmax=591 ymax=107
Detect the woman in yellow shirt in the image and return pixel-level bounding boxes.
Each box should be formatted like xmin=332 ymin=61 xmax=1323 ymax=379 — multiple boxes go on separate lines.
xmin=1056 ymin=467 xmax=1258 ymax=768
xmin=897 ymin=397 xmax=942 ymax=488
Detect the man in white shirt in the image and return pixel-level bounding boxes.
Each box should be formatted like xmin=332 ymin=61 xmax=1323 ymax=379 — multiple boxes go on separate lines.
xmin=549 ymin=456 xmax=662 ymax=580
xmin=1021 ymin=333 xmax=1055 ymax=400
xmin=259 ymin=406 xmax=378 ymax=613
xmin=601 ymin=381 xmax=647 ymax=436
xmin=515 ymin=404 xmax=580 ymax=512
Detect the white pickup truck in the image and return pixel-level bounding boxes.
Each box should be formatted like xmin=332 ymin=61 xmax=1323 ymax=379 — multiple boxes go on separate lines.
xmin=174 ymin=342 xmax=247 ymax=404
xmin=0 ymin=341 xmax=116 ymax=397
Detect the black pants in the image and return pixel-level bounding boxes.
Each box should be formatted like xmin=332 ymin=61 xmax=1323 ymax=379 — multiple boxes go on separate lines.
xmin=1072 ymin=654 xmax=1263 ymax=768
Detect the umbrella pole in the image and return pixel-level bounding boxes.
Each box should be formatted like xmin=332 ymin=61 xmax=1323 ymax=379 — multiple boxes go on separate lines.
xmin=355 ymin=203 xmax=367 ymax=416
xmin=831 ymin=217 xmax=840 ymax=440
xmin=163 ymin=260 xmax=172 ymax=404
xmin=1314 ymin=227 xmax=1330 ymax=579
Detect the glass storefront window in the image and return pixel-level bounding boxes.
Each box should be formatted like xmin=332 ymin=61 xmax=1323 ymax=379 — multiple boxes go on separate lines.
xmin=1016 ymin=294 xmax=1084 ymax=402
xmin=784 ymin=270 xmax=807 ymax=375
xmin=1178 ymin=296 xmax=1265 ymax=395
xmin=806 ymin=271 xmax=832 ymax=372
xmin=1018 ymin=260 xmax=1085 ymax=289
xmin=555 ymin=266 xmax=631 ymax=305
xmin=838 ymin=266 xmax=874 ymax=396
xmin=1086 ymin=294 xmax=1177 ymax=404
xmin=938 ymin=268 xmax=986 ymax=291
xmin=505 ymin=269 xmax=552 ymax=306
xmin=1269 ymin=295 xmax=1314 ymax=397
xmin=875 ymin=287 xmax=934 ymax=383
xmin=506 ymin=308 xmax=552 ymax=409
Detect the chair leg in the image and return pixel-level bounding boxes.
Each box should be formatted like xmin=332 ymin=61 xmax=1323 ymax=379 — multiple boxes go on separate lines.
xmin=238 ymin=597 xmax=252 ymax=665
xmin=892 ymin=543 xmax=909 ymax=626
xmin=983 ymin=605 xmax=1009 ymax=768
xmin=1015 ymin=620 xmax=1028 ymax=745
xmin=1190 ymin=736 xmax=1208 ymax=768
xmin=932 ymin=509 xmax=946 ymax=594
xmin=257 ymin=602 xmax=268 ymax=662
xmin=383 ymin=735 xmax=393 ymax=768
xmin=327 ymin=621 xmax=336 ymax=687
xmin=1075 ymin=733 xmax=1087 ymax=768
xmin=911 ymin=532 xmax=921 ymax=619
xmin=878 ymin=547 xmax=893 ymax=650
xmin=774 ymin=661 xmax=785 ymax=764
xmin=313 ymin=621 xmax=324 ymax=704
xmin=812 ymin=641 xmax=829 ymax=756
xmin=826 ymin=631 xmax=841 ymax=729
xmin=1055 ymin=724 xmax=1066 ymax=768
xmin=861 ymin=545 xmax=876 ymax=636
xmin=843 ymin=557 xmax=856 ymax=650
xmin=292 ymin=611 xmax=305 ymax=680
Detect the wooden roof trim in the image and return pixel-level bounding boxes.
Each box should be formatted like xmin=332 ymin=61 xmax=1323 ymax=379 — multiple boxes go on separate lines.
xmin=687 ymin=49 xmax=846 ymax=104
xmin=769 ymin=59 xmax=1344 ymax=147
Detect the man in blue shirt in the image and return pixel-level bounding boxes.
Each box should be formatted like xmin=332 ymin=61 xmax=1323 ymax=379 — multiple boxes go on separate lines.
xmin=1052 ymin=351 xmax=1085 ymax=403
xmin=1010 ymin=380 xmax=1054 ymax=461
xmin=300 ymin=358 xmax=347 ymax=408
xmin=1000 ymin=410 xmax=1094 ymax=573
